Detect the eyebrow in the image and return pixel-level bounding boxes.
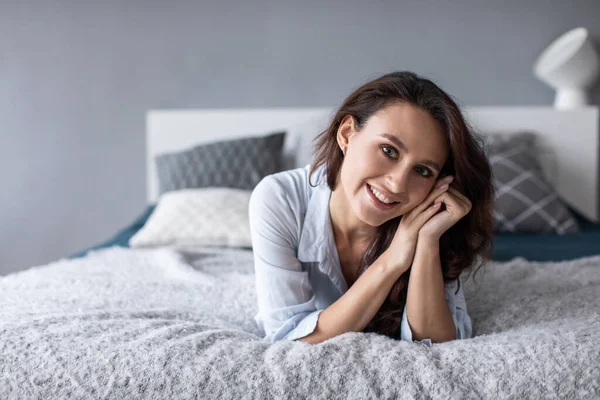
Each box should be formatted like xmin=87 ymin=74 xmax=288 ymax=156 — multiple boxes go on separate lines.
xmin=379 ymin=133 xmax=442 ymax=171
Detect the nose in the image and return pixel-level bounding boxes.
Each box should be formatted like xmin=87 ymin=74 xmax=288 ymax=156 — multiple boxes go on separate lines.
xmin=385 ymin=165 xmax=411 ymax=202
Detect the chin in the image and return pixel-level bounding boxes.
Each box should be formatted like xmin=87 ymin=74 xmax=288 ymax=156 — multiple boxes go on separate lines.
xmin=355 ymin=203 xmax=394 ymax=226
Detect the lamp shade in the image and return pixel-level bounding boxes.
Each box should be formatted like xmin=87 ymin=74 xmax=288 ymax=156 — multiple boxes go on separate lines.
xmin=533 ymin=27 xmax=599 ymax=109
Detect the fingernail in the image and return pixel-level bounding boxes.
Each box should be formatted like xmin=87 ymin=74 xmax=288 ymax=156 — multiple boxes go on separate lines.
xmin=445 ymin=176 xmax=454 ymax=182
xmin=439 ymin=184 xmax=449 ymax=191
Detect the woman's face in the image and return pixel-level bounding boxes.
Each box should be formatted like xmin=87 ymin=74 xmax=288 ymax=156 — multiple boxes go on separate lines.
xmin=337 ymin=102 xmax=449 ymax=227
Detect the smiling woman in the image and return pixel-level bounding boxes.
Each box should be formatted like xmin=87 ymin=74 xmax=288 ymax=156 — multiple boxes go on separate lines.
xmin=250 ymin=71 xmax=494 ymax=344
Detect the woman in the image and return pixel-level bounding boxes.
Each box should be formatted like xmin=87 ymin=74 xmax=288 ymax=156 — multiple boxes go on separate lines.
xmin=249 ymin=71 xmax=494 ymax=346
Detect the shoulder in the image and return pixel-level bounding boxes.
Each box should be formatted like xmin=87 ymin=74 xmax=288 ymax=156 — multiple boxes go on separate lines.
xmin=250 ymin=164 xmax=324 ymax=213
xmin=249 ymin=164 xmax=323 ymax=243
xmin=249 ymin=164 xmax=327 ymax=246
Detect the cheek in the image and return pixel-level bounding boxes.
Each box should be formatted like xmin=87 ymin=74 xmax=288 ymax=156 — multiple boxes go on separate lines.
xmin=407 ymin=181 xmax=435 ymax=206
xmin=342 ymin=153 xmax=380 ymax=188
xmin=355 ymin=152 xmax=384 ymax=174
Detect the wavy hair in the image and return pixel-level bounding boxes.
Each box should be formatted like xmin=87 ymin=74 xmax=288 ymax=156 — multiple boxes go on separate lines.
xmin=308 ymin=71 xmax=494 ymax=338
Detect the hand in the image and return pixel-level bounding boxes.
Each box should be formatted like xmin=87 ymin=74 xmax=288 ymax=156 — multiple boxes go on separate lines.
xmin=380 ymin=175 xmax=455 ymax=274
xmin=419 ymin=178 xmax=472 ymax=242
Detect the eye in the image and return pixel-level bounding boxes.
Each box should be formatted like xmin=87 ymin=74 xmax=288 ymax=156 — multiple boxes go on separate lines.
xmin=415 ymin=166 xmax=433 ymax=178
xmin=382 ymin=145 xmax=433 ymax=178
xmin=381 ymin=145 xmax=397 ymax=159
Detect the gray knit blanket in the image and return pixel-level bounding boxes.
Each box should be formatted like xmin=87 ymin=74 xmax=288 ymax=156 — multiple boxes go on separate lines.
xmin=1 ymin=246 xmax=599 ymax=399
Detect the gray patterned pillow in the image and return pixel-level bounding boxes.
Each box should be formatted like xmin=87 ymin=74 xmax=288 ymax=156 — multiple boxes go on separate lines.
xmin=484 ymin=132 xmax=579 ymax=234
xmin=155 ymin=131 xmax=286 ymax=194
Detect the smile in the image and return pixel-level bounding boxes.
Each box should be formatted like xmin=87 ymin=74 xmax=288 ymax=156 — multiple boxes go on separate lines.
xmin=366 ymin=184 xmax=399 ymax=210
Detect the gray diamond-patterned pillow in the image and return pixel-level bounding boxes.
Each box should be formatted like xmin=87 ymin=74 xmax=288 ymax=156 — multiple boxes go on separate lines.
xmin=484 ymin=132 xmax=580 ymax=234
xmin=155 ymin=131 xmax=286 ymax=194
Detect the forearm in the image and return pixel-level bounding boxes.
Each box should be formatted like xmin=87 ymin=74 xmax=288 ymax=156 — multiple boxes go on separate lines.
xmin=404 ymin=236 xmax=456 ymax=343
xmin=297 ymin=253 xmax=404 ymax=344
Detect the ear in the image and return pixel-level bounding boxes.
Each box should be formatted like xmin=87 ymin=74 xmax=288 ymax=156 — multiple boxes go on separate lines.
xmin=336 ymin=115 xmax=357 ymax=150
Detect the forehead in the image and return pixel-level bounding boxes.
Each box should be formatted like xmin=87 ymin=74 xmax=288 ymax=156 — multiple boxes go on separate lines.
xmin=366 ymin=103 xmax=448 ymax=163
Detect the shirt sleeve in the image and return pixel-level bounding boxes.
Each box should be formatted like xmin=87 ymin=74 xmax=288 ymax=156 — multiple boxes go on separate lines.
xmin=249 ymin=176 xmax=322 ymax=343
xmin=399 ymin=278 xmax=472 ymax=347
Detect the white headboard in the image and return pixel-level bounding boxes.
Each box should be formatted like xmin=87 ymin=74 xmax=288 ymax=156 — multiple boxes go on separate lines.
xmin=146 ymin=106 xmax=599 ymax=222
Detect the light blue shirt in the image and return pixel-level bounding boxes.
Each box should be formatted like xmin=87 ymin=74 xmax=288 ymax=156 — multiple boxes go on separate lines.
xmin=249 ymin=163 xmax=472 ymax=346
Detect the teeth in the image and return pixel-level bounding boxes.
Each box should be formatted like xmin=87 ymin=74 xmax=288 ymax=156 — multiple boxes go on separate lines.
xmin=369 ymin=185 xmax=395 ymax=204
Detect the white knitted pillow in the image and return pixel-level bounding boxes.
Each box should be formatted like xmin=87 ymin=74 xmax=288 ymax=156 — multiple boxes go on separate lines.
xmin=129 ymin=188 xmax=252 ymax=248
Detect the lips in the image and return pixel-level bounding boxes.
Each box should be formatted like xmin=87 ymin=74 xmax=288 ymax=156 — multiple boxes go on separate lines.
xmin=366 ymin=184 xmax=399 ymax=210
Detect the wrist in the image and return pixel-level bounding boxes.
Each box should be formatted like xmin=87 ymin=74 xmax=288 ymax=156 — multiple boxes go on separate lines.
xmin=417 ymin=232 xmax=441 ymax=248
xmin=378 ymin=250 xmax=410 ymax=277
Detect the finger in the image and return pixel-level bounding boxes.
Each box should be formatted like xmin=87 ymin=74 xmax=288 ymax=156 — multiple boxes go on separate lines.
xmin=403 ymin=179 xmax=453 ymax=225
xmin=408 ymin=180 xmax=452 ymax=219
xmin=434 ymin=191 xmax=469 ymax=217
xmin=411 ymin=200 xmax=444 ymax=229
xmin=446 ymin=186 xmax=472 ymax=210
xmin=435 ymin=187 xmax=465 ymax=206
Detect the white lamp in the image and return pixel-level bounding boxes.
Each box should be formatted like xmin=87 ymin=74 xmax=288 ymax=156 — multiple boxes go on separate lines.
xmin=533 ymin=27 xmax=600 ymax=109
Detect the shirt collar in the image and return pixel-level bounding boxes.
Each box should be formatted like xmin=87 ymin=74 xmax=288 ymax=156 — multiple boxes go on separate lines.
xmin=297 ymin=164 xmax=331 ymax=263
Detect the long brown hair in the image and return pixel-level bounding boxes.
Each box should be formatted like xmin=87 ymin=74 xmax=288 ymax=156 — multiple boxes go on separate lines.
xmin=309 ymin=71 xmax=494 ymax=338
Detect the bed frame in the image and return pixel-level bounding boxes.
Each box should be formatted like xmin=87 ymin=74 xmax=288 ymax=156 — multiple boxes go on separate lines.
xmin=146 ymin=107 xmax=600 ymax=222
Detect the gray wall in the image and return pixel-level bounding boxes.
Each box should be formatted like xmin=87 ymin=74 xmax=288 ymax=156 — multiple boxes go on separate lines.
xmin=1 ymin=0 xmax=599 ymax=275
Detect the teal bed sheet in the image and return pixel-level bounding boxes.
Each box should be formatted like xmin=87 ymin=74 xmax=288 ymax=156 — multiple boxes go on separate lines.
xmin=491 ymin=209 xmax=600 ymax=262
xmin=70 ymin=205 xmax=156 ymax=259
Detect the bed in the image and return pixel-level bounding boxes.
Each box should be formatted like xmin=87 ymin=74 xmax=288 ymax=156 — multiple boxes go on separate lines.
xmin=2 ymin=107 xmax=600 ymax=398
